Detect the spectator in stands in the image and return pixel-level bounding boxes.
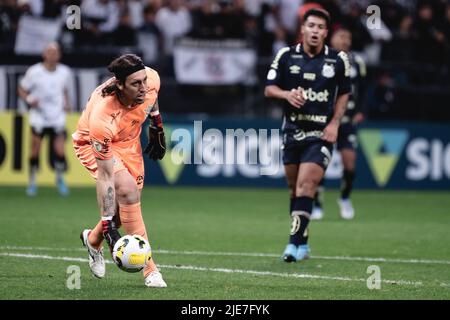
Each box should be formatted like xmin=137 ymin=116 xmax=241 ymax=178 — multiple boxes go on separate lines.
xmin=77 ymin=0 xmax=120 ymax=46
xmin=0 ymin=0 xmax=21 ymax=48
xmin=413 ymin=2 xmax=446 ymax=66
xmin=113 ymin=10 xmax=138 ymax=47
xmin=155 ymin=0 xmax=192 ymax=56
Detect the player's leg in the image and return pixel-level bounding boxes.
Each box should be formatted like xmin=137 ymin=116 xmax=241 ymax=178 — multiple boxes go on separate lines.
xmin=338 ymin=148 xmax=356 ymax=219
xmin=311 ymin=178 xmax=325 ymax=220
xmin=282 ymin=163 xmax=300 ymax=262
xmin=52 ymin=128 xmax=69 ymax=195
xmin=114 ymin=169 xmax=167 ymax=287
xmin=27 ymin=128 xmax=43 ymax=196
xmin=291 ymin=162 xmax=325 ymax=260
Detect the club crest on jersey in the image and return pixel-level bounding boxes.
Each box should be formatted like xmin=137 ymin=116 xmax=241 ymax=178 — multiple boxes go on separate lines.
xmin=321 ymin=63 xmax=335 ymax=78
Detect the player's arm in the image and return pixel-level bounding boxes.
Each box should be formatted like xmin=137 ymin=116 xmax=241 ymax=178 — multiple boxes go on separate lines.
xmin=322 ymin=93 xmax=349 ymax=143
xmin=17 ymin=84 xmax=39 ymax=108
xmin=144 ymin=99 xmax=166 ymax=161
xmin=322 ymin=51 xmax=352 ymax=143
xmin=95 ymin=156 xmax=122 ymax=251
xmin=264 ymin=85 xmax=306 ymax=108
xmin=96 ymin=158 xmax=115 ymax=219
xmin=353 ymin=55 xmax=367 ymax=124
xmin=264 ymin=47 xmax=305 ymax=108
xmin=64 ymin=88 xmax=72 ymax=113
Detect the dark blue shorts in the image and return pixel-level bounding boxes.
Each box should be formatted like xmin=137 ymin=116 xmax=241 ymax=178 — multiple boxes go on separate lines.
xmin=337 ymin=124 xmax=358 ymax=151
xmin=282 ymin=140 xmax=333 ymax=170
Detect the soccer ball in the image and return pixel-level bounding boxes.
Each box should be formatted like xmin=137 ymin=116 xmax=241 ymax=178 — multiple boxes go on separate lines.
xmin=112 ymin=235 xmax=152 ymax=273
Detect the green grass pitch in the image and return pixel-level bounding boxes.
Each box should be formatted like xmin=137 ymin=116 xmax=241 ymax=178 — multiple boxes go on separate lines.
xmin=0 ymin=186 xmax=449 ymax=300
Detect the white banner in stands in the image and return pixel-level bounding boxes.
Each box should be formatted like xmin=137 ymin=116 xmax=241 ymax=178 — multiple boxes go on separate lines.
xmin=173 ymin=38 xmax=257 ymax=85
xmin=14 ymin=16 xmax=61 ymax=55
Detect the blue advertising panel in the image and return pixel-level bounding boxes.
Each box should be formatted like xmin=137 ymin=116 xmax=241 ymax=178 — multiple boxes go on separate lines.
xmin=142 ymin=117 xmax=450 ymax=190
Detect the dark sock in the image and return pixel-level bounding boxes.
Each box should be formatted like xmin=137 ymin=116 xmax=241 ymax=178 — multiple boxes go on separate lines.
xmin=289 ymin=196 xmax=313 ymax=246
xmin=290 ymin=197 xmax=295 ymax=215
xmin=341 ymin=170 xmax=355 ymax=199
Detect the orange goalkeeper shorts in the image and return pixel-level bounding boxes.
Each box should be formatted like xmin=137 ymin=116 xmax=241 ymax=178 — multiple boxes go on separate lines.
xmin=73 ymin=139 xmax=145 ymax=189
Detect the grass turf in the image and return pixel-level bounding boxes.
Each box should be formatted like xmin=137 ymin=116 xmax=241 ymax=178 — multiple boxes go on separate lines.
xmin=0 ymin=186 xmax=449 ymax=300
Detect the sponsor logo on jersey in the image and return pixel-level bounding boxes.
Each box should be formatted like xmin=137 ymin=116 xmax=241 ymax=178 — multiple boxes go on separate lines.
xmin=110 ymin=112 xmax=121 ymax=124
xmin=302 ymin=88 xmax=329 ymax=102
xmin=290 ymin=113 xmax=327 ymax=123
xmin=303 ymin=73 xmax=316 ymax=81
xmin=289 ymin=65 xmax=301 ymax=74
xmin=293 ymin=130 xmax=323 ymax=141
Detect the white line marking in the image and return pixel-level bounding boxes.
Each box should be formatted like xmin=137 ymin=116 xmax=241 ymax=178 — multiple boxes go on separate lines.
xmin=1 ymin=245 xmax=449 ymax=266
xmin=0 ymin=252 xmax=422 ymax=286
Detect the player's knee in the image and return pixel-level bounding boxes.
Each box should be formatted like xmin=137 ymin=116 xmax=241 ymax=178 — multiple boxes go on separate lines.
xmin=116 ymin=185 xmax=140 ymax=205
xmin=296 ymin=180 xmax=317 ymax=197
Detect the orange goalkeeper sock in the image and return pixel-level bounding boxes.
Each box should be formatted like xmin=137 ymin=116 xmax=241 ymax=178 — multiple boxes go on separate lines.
xmin=119 ymin=202 xmax=158 ymax=277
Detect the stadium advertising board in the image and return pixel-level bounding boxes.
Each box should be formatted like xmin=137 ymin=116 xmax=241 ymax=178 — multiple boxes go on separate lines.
xmin=0 ymin=113 xmax=449 ymax=189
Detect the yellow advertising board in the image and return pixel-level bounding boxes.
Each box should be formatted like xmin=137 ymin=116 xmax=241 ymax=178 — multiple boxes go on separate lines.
xmin=0 ymin=112 xmax=93 ymax=186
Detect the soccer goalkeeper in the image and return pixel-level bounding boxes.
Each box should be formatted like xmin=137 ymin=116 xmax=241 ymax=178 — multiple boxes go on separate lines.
xmin=72 ymin=54 xmax=167 ymax=287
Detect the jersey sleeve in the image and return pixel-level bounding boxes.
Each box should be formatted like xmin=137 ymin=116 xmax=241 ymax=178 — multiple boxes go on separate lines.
xmin=20 ymin=66 xmax=35 ymax=91
xmin=336 ymin=51 xmax=352 ymax=96
xmin=265 ymin=47 xmax=290 ymax=87
xmin=88 ymin=110 xmax=115 ymax=160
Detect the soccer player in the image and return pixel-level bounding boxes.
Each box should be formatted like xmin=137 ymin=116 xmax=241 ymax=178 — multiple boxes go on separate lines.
xmin=72 ymin=54 xmax=168 ymax=287
xmin=18 ymin=42 xmax=72 ymax=197
xmin=264 ymin=9 xmax=351 ymax=262
xmin=311 ymin=25 xmax=367 ymax=220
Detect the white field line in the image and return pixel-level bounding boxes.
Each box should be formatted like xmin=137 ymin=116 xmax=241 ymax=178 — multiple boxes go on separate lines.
xmin=1 ymin=245 xmax=450 ymax=266
xmin=0 ymin=252 xmax=422 ymax=287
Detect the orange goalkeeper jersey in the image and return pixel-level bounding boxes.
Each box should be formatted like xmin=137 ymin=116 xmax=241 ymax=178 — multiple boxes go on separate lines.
xmin=72 ymin=67 xmax=160 ymax=186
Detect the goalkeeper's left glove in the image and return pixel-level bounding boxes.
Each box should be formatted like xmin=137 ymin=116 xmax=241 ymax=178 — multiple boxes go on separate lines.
xmin=144 ymin=125 xmax=166 ymax=161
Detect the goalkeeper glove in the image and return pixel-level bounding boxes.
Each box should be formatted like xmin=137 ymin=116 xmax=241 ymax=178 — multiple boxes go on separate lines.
xmin=144 ymin=125 xmax=166 ymax=160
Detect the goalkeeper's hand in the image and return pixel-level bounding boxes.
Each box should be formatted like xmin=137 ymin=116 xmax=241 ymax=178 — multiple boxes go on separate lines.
xmin=144 ymin=125 xmax=166 ymax=160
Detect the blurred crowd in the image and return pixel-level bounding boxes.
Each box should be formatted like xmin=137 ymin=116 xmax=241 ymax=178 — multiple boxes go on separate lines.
xmin=1 ymin=0 xmax=449 ymax=68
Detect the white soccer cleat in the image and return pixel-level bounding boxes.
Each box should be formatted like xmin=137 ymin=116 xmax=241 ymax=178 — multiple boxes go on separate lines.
xmin=310 ymin=207 xmax=324 ymax=220
xmin=144 ymin=270 xmax=167 ymax=288
xmin=80 ymin=229 xmax=105 ymax=279
xmin=338 ymin=198 xmax=355 ymax=220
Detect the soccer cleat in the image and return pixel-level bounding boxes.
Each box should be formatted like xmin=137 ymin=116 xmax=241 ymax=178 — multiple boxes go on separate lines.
xmin=57 ymin=177 xmax=69 ymax=196
xmin=310 ymin=207 xmax=324 ymax=220
xmin=80 ymin=229 xmax=105 ymax=279
xmin=144 ymin=270 xmax=167 ymax=288
xmin=26 ymin=184 xmax=37 ymax=197
xmin=338 ymin=198 xmax=355 ymax=220
xmin=282 ymin=244 xmax=298 ymax=263
xmin=296 ymin=244 xmax=311 ymax=261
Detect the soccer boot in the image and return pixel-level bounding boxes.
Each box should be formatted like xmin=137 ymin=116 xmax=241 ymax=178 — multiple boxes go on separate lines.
xmin=144 ymin=270 xmax=167 ymax=288
xmin=282 ymin=244 xmax=298 ymax=263
xmin=310 ymin=206 xmax=324 ymax=220
xmin=296 ymin=244 xmax=311 ymax=261
xmin=338 ymin=198 xmax=355 ymax=220
xmin=26 ymin=183 xmax=37 ymax=197
xmin=57 ymin=176 xmax=69 ymax=196
xmin=80 ymin=229 xmax=105 ymax=279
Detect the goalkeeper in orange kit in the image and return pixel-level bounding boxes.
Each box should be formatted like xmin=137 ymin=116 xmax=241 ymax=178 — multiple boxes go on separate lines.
xmin=72 ymin=54 xmax=167 ymax=287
